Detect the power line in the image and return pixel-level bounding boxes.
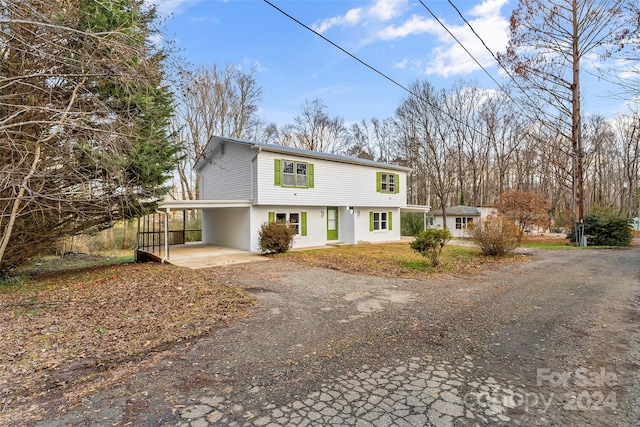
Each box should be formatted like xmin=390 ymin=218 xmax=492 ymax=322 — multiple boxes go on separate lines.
xmin=263 ymin=0 xmax=417 ymax=100
xmin=443 ymin=0 xmax=577 ymax=127
xmin=418 ymin=0 xmax=505 ymax=95
xmin=262 ymin=0 xmax=494 ymax=140
xmin=420 ymin=0 xmax=555 ymax=126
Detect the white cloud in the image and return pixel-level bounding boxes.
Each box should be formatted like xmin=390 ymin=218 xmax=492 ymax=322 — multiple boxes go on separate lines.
xmin=241 ymin=57 xmax=267 ymax=73
xmin=313 ymin=0 xmax=408 ymax=34
xmin=377 ymin=14 xmax=438 ymax=40
xmin=314 ymin=8 xmax=363 ymax=33
xmin=369 ymin=0 xmax=408 ymax=21
xmin=393 ymin=57 xmax=409 ymax=69
xmin=424 ymin=0 xmax=510 ymax=77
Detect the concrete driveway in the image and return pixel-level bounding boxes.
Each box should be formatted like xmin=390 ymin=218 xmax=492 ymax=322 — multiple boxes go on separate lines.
xmin=165 ymin=243 xmax=268 ymax=269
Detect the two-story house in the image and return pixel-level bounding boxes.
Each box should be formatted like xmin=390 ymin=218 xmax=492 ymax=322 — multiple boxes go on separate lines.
xmin=157 ymin=136 xmax=429 ymax=253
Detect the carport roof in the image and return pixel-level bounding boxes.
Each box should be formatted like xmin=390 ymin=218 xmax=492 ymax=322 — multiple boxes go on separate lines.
xmin=158 ymin=200 xmax=252 ymax=210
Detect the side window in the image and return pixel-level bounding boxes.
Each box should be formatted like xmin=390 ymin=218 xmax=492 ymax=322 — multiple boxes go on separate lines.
xmin=289 ymin=213 xmax=300 ymax=234
xmin=455 ymin=217 xmax=463 ymax=229
xmin=296 ymin=163 xmax=307 ymax=187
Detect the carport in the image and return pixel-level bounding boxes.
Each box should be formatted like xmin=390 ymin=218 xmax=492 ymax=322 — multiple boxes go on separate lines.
xmin=135 ymin=199 xmax=253 ymax=265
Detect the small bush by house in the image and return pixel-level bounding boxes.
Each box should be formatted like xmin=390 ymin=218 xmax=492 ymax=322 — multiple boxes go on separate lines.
xmin=258 ymin=221 xmax=297 ymax=254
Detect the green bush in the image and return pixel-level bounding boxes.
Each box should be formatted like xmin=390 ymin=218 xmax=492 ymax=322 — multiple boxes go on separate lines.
xmin=258 ymin=221 xmax=297 ymax=254
xmin=568 ymin=209 xmax=633 ymax=246
xmin=470 ymin=214 xmax=522 ymax=256
xmin=410 ymin=228 xmax=452 ymax=266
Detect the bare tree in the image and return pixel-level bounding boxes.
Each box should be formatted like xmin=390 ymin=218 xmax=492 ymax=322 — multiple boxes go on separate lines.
xmin=267 ymin=99 xmax=348 ymax=154
xmin=0 ymin=0 xmax=180 ymax=272
xmin=172 ymin=65 xmax=262 ymax=200
xmin=499 ymin=0 xmax=633 ymax=224
xmin=613 ymin=111 xmax=640 ymax=216
xmin=347 ymin=118 xmax=397 ymax=162
xmin=396 ymin=81 xmax=457 ymax=223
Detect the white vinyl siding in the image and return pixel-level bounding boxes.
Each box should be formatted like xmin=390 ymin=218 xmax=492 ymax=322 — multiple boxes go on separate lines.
xmin=199 ymin=142 xmax=253 ymax=200
xmin=201 ymin=207 xmax=251 ymax=251
xmin=257 ymin=151 xmax=406 ymax=207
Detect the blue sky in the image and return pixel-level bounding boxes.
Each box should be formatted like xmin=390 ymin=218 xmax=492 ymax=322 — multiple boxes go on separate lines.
xmin=152 ymin=0 xmax=632 ymax=126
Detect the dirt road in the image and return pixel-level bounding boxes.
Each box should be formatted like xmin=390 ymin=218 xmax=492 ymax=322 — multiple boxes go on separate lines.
xmin=16 ymin=247 xmax=640 ymax=426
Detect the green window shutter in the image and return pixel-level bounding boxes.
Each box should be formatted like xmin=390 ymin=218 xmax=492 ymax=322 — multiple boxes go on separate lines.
xmin=301 ymin=212 xmax=307 ymax=236
xmin=268 ymin=211 xmax=275 ymax=223
xmin=308 ymin=163 xmax=314 ymax=188
xmin=395 ymin=174 xmax=400 ymax=194
xmin=388 ymin=211 xmax=393 ymax=230
xmin=369 ymin=211 xmax=374 ymax=232
xmin=274 ymin=159 xmax=281 ymax=186
xmin=376 ymin=172 xmax=381 ymax=192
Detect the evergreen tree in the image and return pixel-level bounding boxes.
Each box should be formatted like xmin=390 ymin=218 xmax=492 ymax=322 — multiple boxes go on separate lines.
xmin=0 ymin=0 xmax=181 ymax=272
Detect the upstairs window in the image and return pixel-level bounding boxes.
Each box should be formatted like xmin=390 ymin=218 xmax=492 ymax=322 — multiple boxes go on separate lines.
xmin=376 ymin=172 xmax=399 ymax=194
xmin=275 ymin=159 xmax=314 ymax=188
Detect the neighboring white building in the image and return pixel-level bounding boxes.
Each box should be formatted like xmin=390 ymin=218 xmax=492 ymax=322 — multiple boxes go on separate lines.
xmin=159 ymin=136 xmax=429 ymax=252
xmin=430 ymin=205 xmax=497 ymax=238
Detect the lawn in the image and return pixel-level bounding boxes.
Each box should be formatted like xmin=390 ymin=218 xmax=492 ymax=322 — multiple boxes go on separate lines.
xmin=280 ymin=241 xmax=524 ymax=277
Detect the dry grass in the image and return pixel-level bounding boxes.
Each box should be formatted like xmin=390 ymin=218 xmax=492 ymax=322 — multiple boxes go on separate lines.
xmin=279 ymin=241 xmax=524 ymax=277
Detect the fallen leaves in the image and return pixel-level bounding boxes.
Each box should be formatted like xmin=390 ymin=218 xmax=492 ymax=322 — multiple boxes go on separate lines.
xmin=0 ymin=263 xmax=256 ymax=407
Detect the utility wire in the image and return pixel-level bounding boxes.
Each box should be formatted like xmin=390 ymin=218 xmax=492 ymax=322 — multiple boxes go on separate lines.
xmin=420 ymin=0 xmax=556 ymax=126
xmin=443 ymin=0 xmax=575 ymax=127
xmin=418 ymin=0 xmax=505 ymax=95
xmin=263 ymin=0 xmax=416 ymax=100
xmin=263 ymin=0 xmax=494 ymax=140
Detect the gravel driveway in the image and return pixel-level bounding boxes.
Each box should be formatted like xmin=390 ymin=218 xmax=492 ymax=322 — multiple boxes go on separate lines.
xmin=22 ymin=247 xmax=640 ymax=426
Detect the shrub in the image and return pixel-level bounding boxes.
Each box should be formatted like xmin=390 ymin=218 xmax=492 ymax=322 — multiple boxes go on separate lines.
xmin=410 ymin=228 xmax=452 ymax=266
xmin=258 ymin=221 xmax=297 ymax=254
xmin=568 ymin=209 xmax=632 ymax=246
xmin=470 ymin=214 xmax=523 ymax=256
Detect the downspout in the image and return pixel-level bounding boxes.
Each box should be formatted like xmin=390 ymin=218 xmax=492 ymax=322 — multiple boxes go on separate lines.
xmin=251 ymin=146 xmax=262 ymax=204
xmin=250 ymin=146 xmax=262 ymax=252
xmin=156 ymin=209 xmax=169 ymax=264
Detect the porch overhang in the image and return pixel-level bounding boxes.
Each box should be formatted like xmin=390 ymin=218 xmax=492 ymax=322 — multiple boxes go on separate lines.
xmin=158 ymin=199 xmax=252 ymax=210
xmin=401 ymin=204 xmax=431 ymax=213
